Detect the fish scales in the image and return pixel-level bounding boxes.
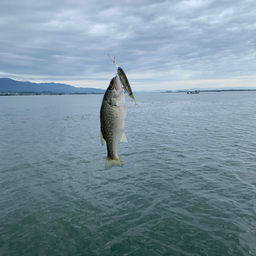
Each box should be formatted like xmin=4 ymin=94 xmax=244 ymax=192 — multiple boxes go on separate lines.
xmin=100 ymin=76 xmax=127 ymax=169
xmin=101 ymin=101 xmax=122 ymax=159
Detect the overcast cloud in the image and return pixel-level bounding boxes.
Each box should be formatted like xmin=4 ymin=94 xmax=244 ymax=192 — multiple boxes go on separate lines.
xmin=0 ymin=0 xmax=256 ymax=90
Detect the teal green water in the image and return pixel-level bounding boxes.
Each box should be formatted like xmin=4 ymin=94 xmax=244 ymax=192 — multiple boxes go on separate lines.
xmin=1 ymin=92 xmax=256 ymax=255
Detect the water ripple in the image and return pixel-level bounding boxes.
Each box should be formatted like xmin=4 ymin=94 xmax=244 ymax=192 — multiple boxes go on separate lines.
xmin=1 ymin=93 xmax=256 ymax=255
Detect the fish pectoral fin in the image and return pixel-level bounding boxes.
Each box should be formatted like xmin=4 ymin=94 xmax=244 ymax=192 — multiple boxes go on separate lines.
xmin=120 ymin=132 xmax=128 ymax=143
xmin=100 ymin=131 xmax=106 ymax=145
xmin=105 ymin=156 xmax=122 ymax=169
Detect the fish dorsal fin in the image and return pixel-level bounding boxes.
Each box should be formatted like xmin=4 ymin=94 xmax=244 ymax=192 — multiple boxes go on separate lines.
xmin=100 ymin=131 xmax=106 ymax=145
xmin=120 ymin=132 xmax=128 ymax=143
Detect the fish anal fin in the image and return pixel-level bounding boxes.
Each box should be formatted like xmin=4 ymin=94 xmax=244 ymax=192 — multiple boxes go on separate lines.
xmin=105 ymin=156 xmax=122 ymax=169
xmin=120 ymin=132 xmax=128 ymax=143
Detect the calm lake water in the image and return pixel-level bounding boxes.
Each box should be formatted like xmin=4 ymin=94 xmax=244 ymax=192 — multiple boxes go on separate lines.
xmin=0 ymin=92 xmax=256 ymax=255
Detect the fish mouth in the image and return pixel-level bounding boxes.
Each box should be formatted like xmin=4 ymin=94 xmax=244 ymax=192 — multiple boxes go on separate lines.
xmin=109 ymin=76 xmax=120 ymax=90
xmin=113 ymin=76 xmax=122 ymax=90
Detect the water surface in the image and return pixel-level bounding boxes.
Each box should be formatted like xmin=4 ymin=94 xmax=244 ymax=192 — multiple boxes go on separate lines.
xmin=1 ymin=92 xmax=256 ymax=255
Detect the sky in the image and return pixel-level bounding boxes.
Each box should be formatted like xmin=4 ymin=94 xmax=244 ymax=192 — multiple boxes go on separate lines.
xmin=0 ymin=0 xmax=256 ymax=91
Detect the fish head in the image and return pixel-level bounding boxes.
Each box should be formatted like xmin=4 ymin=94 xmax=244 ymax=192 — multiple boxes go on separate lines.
xmin=110 ymin=75 xmax=123 ymax=95
xmin=104 ymin=76 xmax=123 ymax=105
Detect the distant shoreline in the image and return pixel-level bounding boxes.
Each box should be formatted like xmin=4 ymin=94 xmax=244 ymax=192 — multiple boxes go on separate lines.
xmin=0 ymin=78 xmax=105 ymax=95
xmin=0 ymin=92 xmax=104 ymax=96
xmin=165 ymin=89 xmax=256 ymax=93
xmin=1 ymin=89 xmax=256 ymax=96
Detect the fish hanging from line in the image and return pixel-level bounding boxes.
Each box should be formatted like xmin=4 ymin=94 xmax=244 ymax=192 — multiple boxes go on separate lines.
xmin=108 ymin=54 xmax=139 ymax=108
xmin=100 ymin=75 xmax=128 ymax=169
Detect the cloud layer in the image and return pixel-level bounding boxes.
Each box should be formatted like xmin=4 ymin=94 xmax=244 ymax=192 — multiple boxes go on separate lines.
xmin=0 ymin=0 xmax=256 ymax=90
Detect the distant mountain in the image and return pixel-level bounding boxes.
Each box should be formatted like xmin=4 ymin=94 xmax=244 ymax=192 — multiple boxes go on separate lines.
xmin=0 ymin=78 xmax=105 ymax=94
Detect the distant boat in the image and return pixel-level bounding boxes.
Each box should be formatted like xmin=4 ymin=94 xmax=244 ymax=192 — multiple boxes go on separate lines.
xmin=187 ymin=90 xmax=199 ymax=94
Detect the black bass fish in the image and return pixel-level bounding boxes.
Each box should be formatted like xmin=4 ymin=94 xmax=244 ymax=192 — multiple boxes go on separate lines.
xmin=108 ymin=54 xmax=139 ymax=108
xmin=100 ymin=75 xmax=128 ymax=169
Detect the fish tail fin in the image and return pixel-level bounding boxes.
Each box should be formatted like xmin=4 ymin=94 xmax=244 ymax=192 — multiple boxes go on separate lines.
xmin=105 ymin=155 xmax=122 ymax=169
